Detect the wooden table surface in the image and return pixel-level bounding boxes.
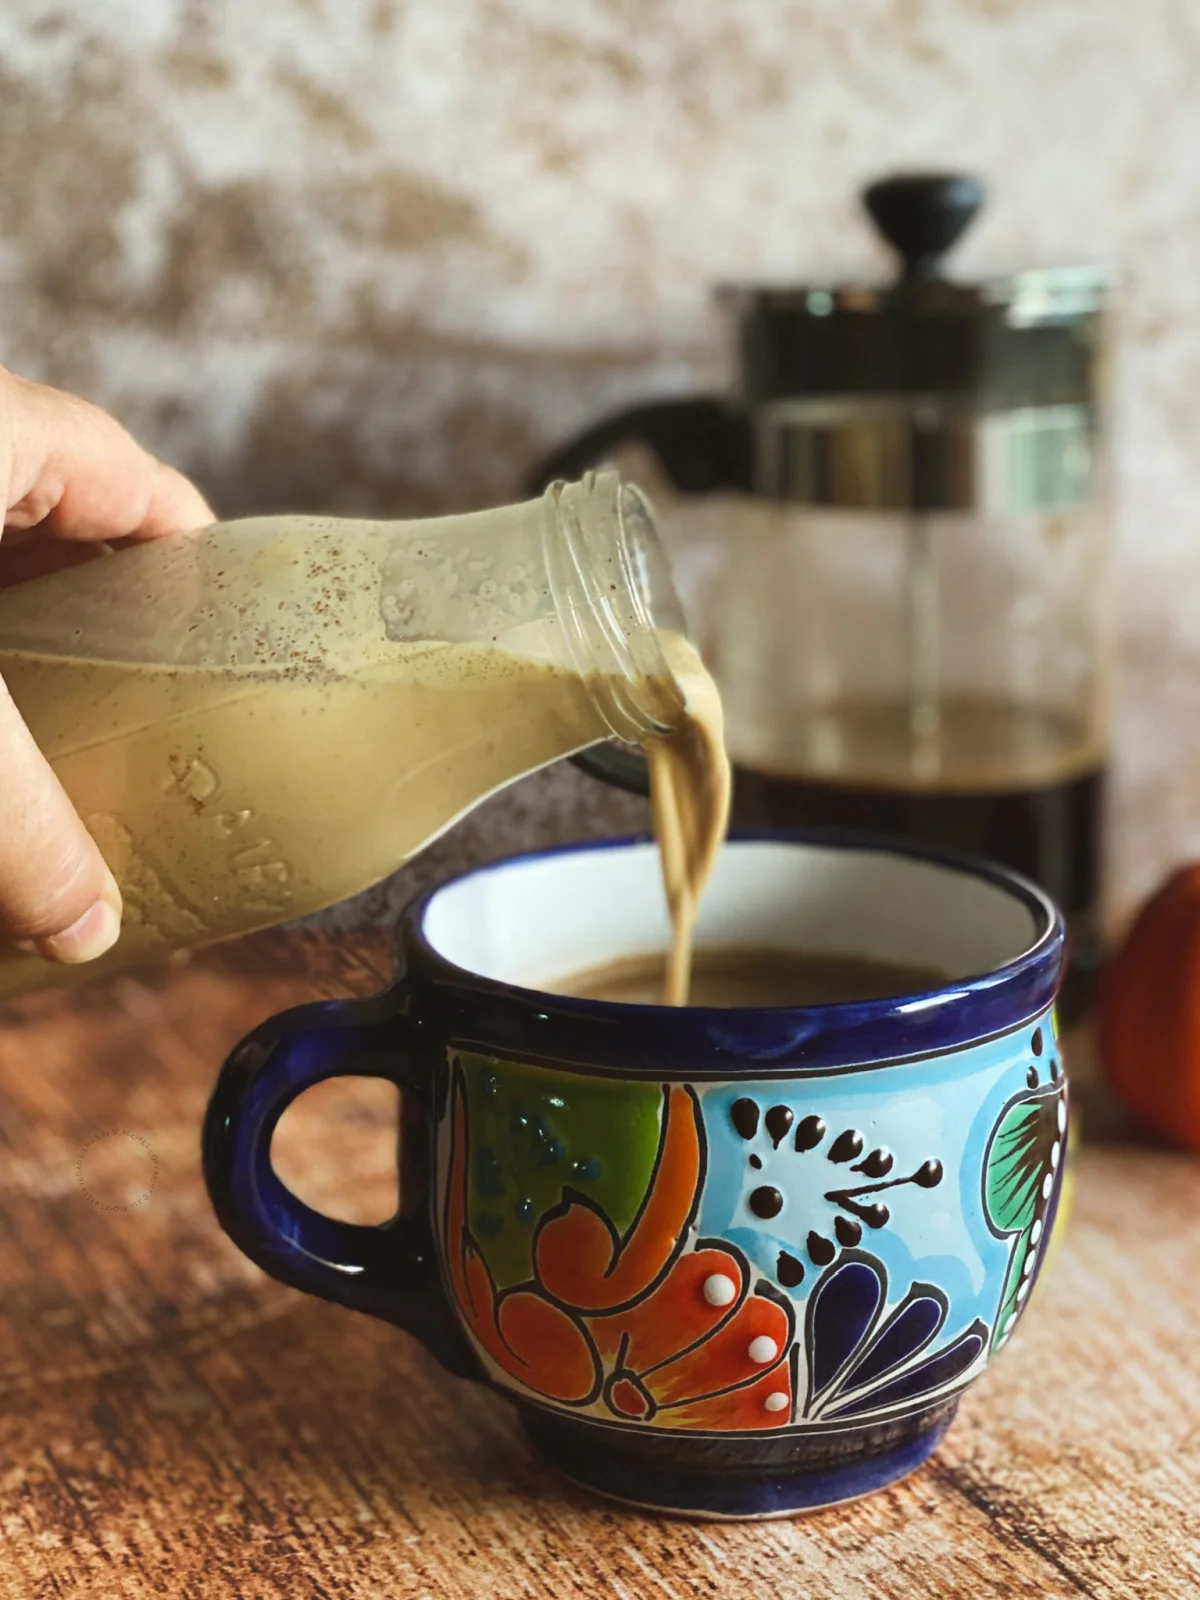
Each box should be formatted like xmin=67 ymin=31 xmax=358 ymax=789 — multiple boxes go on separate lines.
xmin=0 ymin=932 xmax=1197 ymax=1600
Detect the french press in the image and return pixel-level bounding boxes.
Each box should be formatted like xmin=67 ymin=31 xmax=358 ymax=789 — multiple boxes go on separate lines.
xmin=530 ymin=174 xmax=1113 ymax=1014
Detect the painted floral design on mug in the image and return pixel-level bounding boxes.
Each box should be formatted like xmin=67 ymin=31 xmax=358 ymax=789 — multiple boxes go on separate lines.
xmin=444 ymin=1064 xmax=797 ymax=1429
xmin=438 ymin=1017 xmax=1066 ymax=1436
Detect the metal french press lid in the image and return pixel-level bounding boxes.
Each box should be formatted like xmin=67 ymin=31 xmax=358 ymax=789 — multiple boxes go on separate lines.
xmin=724 ymin=174 xmax=1110 ymax=513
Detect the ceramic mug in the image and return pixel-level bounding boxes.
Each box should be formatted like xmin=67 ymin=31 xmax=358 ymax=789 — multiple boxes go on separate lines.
xmin=202 ymin=832 xmax=1067 ymax=1519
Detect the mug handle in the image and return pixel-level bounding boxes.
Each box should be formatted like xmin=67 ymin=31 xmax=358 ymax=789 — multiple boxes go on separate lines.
xmin=201 ymin=990 xmax=478 ymax=1379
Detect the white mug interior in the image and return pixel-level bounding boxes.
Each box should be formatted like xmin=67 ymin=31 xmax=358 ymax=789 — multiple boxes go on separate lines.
xmin=420 ymin=838 xmax=1051 ymax=1001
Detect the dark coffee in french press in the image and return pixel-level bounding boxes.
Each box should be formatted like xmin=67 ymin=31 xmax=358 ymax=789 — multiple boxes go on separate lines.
xmin=733 ymin=719 xmax=1104 ymax=977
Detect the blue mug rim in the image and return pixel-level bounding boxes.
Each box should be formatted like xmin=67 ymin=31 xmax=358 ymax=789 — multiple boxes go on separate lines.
xmin=397 ymin=828 xmax=1064 ymax=1078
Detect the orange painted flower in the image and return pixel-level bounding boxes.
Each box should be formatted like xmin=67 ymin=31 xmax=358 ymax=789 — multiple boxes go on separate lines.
xmin=443 ymin=1066 xmax=796 ymax=1430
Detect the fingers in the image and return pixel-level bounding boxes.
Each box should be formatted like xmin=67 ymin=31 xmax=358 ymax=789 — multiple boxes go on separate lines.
xmin=0 ymin=369 xmax=200 ymax=968
xmin=135 ymin=458 xmax=216 ymax=541
xmin=0 ymin=368 xmax=214 ymax=544
xmin=0 ymin=678 xmax=123 ymax=962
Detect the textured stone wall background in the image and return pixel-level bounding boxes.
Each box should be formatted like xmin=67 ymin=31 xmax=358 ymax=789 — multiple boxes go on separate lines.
xmin=3 ymin=0 xmax=1200 ymax=925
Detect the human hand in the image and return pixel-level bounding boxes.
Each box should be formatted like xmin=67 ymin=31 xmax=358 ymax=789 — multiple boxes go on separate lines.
xmin=0 ymin=369 xmax=214 ymax=965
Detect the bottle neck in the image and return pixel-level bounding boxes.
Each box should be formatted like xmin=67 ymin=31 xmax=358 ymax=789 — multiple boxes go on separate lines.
xmin=541 ymin=472 xmax=689 ymax=744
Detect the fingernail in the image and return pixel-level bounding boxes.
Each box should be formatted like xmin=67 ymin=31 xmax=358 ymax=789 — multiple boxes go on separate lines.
xmin=99 ymin=866 xmax=124 ymax=918
xmin=28 ymin=896 xmax=123 ymax=965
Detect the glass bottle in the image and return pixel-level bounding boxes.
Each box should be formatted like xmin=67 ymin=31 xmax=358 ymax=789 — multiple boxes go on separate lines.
xmin=0 ymin=472 xmax=686 ymax=1000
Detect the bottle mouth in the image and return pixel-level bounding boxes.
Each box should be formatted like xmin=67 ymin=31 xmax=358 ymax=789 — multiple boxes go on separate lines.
xmin=542 ymin=471 xmax=689 ymax=742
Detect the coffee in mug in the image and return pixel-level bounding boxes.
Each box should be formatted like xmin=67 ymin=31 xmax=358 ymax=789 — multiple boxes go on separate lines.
xmin=555 ymin=946 xmax=948 ymax=1008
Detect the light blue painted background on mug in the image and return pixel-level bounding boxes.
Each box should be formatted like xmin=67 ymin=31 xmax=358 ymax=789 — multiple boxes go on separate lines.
xmin=696 ymin=1008 xmax=1059 ymax=1350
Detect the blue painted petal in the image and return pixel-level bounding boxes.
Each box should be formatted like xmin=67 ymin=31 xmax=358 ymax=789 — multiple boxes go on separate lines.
xmin=806 ymin=1257 xmax=885 ymax=1400
xmin=827 ymin=1320 xmax=988 ymax=1420
xmin=845 ymin=1289 xmax=946 ymax=1389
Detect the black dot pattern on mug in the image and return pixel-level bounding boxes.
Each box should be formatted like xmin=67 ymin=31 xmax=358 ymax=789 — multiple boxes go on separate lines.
xmin=807 ymin=1230 xmax=836 ymax=1267
xmin=728 ymin=1097 xmax=946 ymax=1285
xmin=1031 ymin=1024 xmax=1064 ymax=1087
xmin=828 ymin=1129 xmax=864 ymax=1164
xmin=776 ymin=1250 xmax=805 ymax=1288
xmin=731 ymin=1099 xmax=759 ymax=1140
xmin=834 ymin=1216 xmax=861 ymax=1247
xmin=764 ymin=1105 xmax=793 ymax=1148
xmin=749 ymin=1185 xmax=783 ymax=1219
xmin=794 ymin=1115 xmax=824 ymax=1152
xmin=853 ymin=1148 xmax=893 ymax=1178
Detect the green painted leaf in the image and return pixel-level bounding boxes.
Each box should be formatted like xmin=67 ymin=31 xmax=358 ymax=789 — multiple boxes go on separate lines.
xmin=984 ymin=1078 xmax=1064 ymax=1349
xmin=985 ymin=1098 xmax=1049 ymax=1236
xmin=454 ymin=1051 xmax=663 ymax=1293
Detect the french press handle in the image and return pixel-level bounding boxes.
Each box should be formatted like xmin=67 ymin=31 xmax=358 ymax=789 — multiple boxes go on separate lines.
xmin=527 ymin=398 xmax=752 ymax=796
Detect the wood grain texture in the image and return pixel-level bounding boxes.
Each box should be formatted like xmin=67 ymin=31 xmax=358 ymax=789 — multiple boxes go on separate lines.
xmin=0 ymin=933 xmax=1197 ymax=1599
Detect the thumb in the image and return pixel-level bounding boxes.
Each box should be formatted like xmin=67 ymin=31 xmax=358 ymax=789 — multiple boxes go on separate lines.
xmin=0 ymin=677 xmax=122 ymax=962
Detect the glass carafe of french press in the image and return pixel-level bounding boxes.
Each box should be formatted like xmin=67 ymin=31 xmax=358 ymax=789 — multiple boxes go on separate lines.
xmin=531 ymin=175 xmax=1113 ymax=1016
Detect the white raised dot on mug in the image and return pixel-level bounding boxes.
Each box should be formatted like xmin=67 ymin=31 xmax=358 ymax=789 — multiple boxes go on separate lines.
xmin=748 ymin=1336 xmax=778 ymax=1365
xmin=1050 ymin=1140 xmax=1061 ymax=1170
xmin=1041 ymin=1171 xmax=1054 ymax=1200
xmin=1030 ymin=1218 xmax=1043 ymax=1246
xmin=1022 ymin=1250 xmax=1036 ymax=1279
xmin=763 ymin=1391 xmax=789 ymax=1413
xmin=703 ymin=1273 xmax=737 ymax=1308
xmin=1057 ymin=1098 xmax=1067 ymax=1133
xmin=1016 ymin=1279 xmax=1031 ymax=1304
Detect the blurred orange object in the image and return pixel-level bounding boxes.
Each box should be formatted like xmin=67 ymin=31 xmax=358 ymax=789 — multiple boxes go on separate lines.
xmin=1099 ymin=865 xmax=1200 ymax=1152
